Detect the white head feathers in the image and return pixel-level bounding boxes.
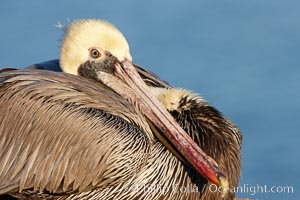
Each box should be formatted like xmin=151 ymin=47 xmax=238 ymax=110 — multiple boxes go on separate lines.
xmin=60 ymin=19 xmax=132 ymax=75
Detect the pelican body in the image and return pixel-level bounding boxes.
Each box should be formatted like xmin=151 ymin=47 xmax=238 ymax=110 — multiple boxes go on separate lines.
xmin=0 ymin=19 xmax=242 ymax=199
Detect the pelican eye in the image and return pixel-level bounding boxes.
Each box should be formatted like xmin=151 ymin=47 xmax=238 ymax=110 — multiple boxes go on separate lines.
xmin=90 ymin=48 xmax=101 ymax=58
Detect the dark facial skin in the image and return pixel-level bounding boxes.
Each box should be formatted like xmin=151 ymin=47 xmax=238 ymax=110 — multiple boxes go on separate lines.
xmin=78 ymin=50 xmax=117 ymax=81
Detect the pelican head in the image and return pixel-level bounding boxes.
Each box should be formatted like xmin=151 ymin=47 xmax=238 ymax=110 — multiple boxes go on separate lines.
xmin=60 ymin=19 xmax=132 ymax=75
xmin=59 ymin=19 xmax=229 ymax=194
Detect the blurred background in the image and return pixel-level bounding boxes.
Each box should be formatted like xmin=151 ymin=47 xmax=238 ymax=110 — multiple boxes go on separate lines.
xmin=1 ymin=1 xmax=299 ymax=199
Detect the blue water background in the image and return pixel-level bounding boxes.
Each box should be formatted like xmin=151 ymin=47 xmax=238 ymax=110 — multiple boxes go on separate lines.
xmin=1 ymin=1 xmax=299 ymax=199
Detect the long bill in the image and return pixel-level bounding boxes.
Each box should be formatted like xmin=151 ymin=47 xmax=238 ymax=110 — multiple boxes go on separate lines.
xmin=81 ymin=58 xmax=229 ymax=196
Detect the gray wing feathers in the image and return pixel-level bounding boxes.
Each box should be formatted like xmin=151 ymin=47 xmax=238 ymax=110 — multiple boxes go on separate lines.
xmin=0 ymin=70 xmax=150 ymax=196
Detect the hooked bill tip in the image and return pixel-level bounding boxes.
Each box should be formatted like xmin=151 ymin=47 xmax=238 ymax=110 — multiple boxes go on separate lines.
xmin=218 ymin=175 xmax=229 ymax=198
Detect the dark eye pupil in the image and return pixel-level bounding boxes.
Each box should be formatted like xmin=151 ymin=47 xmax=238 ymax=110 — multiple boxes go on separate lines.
xmin=91 ymin=49 xmax=100 ymax=58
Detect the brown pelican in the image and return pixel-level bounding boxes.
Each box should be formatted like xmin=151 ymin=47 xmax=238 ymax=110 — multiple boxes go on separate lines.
xmin=0 ymin=19 xmax=242 ymax=199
